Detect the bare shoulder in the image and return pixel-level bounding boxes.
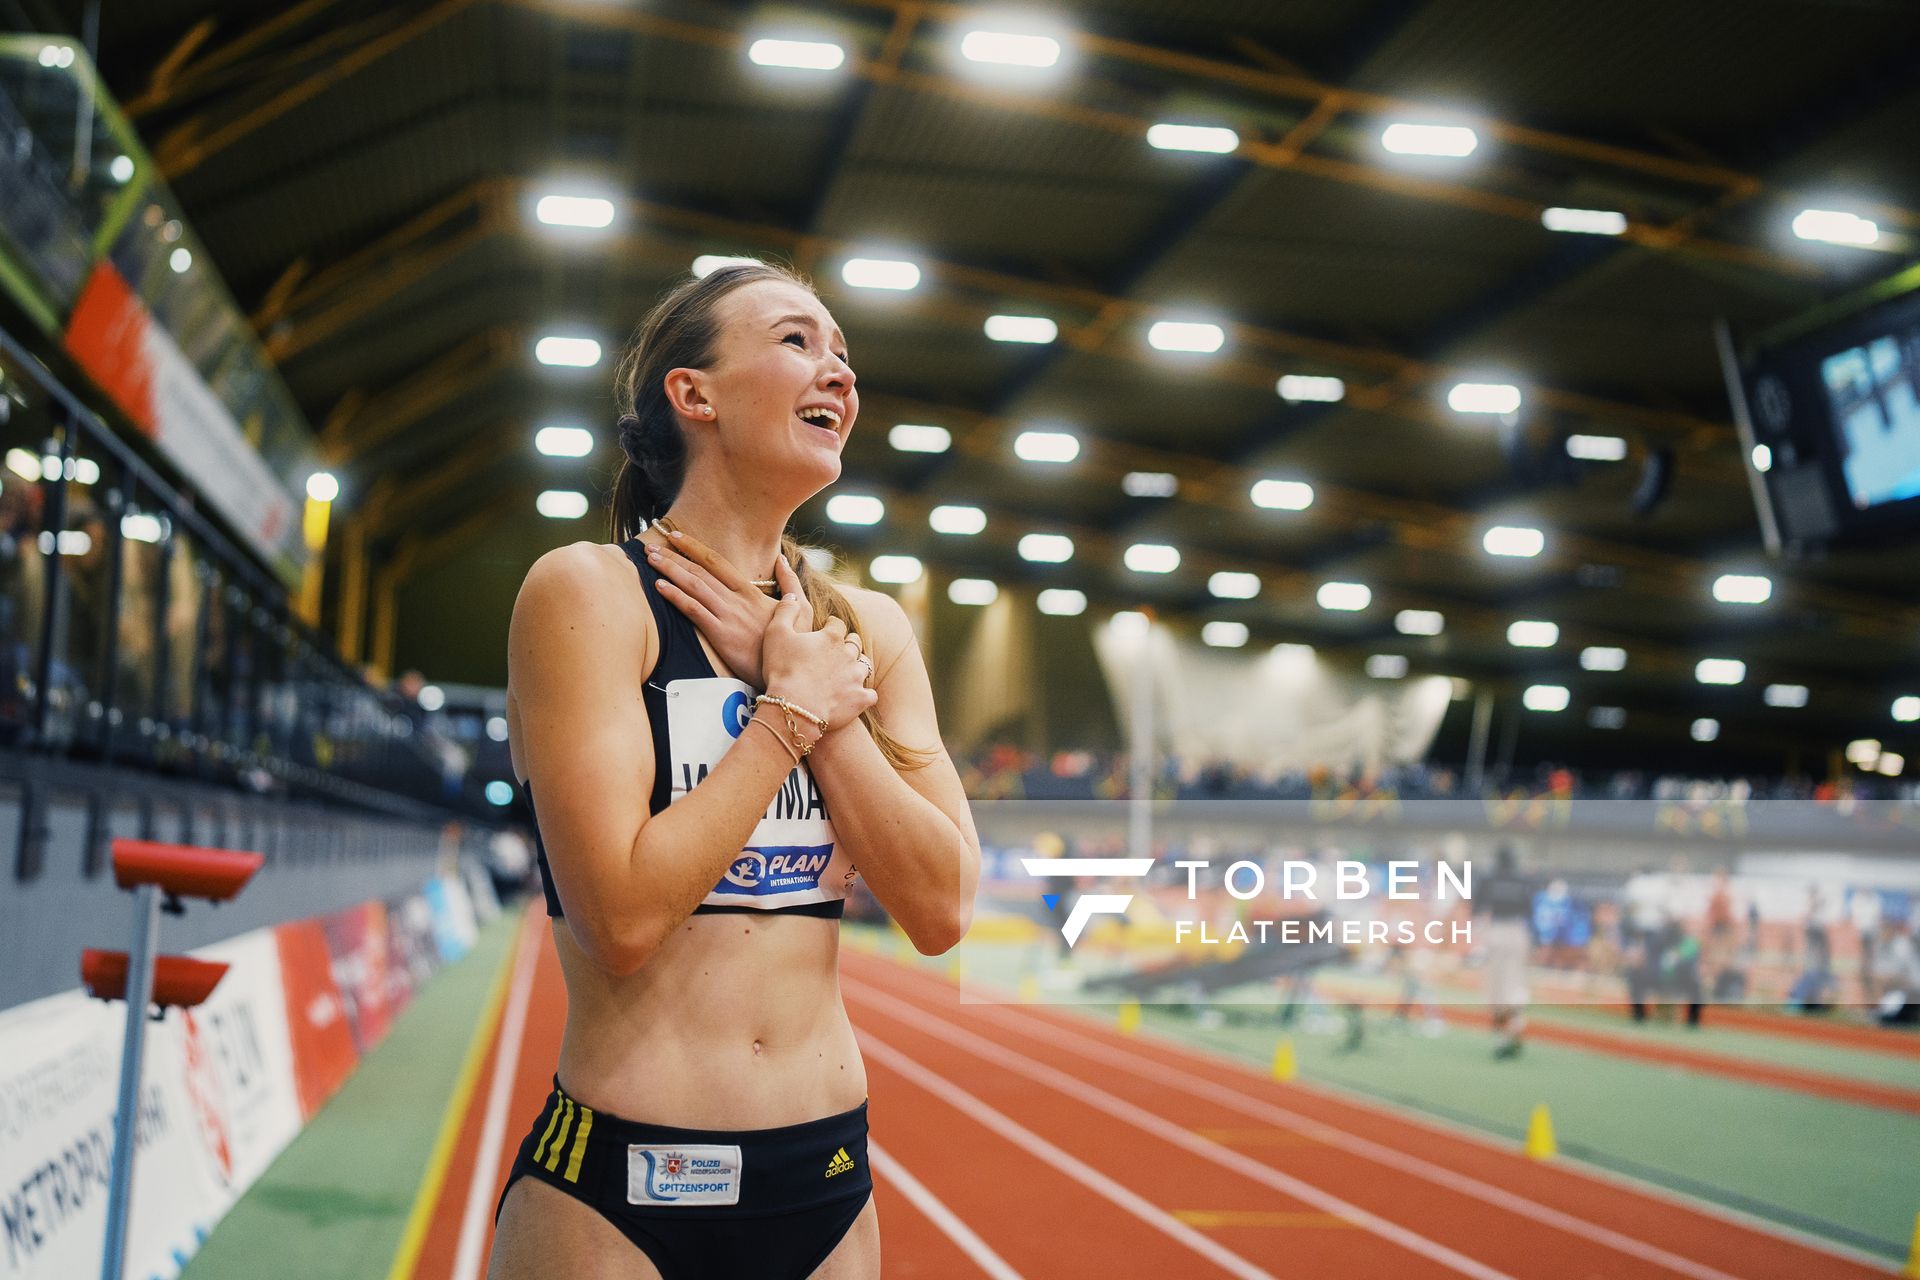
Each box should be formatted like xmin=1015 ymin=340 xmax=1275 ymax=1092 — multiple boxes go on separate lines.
xmin=510 ymin=542 xmax=652 ymax=686
xmin=841 ymin=584 xmax=917 ymax=661
xmin=518 ymin=540 xmax=638 ymax=607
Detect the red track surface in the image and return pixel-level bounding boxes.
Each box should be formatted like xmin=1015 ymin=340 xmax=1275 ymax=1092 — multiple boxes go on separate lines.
xmin=405 ymin=910 xmax=1898 ymax=1279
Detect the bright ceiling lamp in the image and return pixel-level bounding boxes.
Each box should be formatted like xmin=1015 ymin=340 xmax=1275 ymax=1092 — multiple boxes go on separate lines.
xmin=948 ymin=578 xmax=998 ymax=605
xmin=1752 ymin=444 xmax=1773 ymax=472
xmin=1316 ymin=581 xmax=1370 ymax=611
xmin=1695 ymin=658 xmax=1746 ymax=685
xmin=305 ymin=472 xmax=340 ymax=502
xmin=1147 ymin=123 xmax=1239 ymax=154
xmin=889 ymin=423 xmax=951 ymax=453
xmin=1123 ymin=471 xmax=1177 ymax=497
xmin=535 ymin=425 xmax=594 ymax=457
xmin=1878 ymin=752 xmax=1906 ymax=777
xmin=1449 ymin=382 xmax=1522 ymax=414
xmin=1483 ymin=525 xmax=1544 ymax=557
xmin=109 ymin=154 xmax=134 ymax=183
xmin=1381 ymin=122 xmax=1478 ymax=157
xmin=121 ymin=512 xmax=164 ymax=544
xmin=169 ymin=248 xmax=192 ymax=273
xmin=1565 ymin=434 xmax=1627 ymax=461
xmin=692 ymin=254 xmax=762 ymax=278
xmin=1691 ymin=718 xmax=1720 ymax=742
xmin=1146 ymin=320 xmax=1225 ymax=353
xmin=1123 ymin=543 xmax=1179 ymax=573
xmin=1712 ymin=573 xmax=1772 ymax=604
xmin=1203 ymin=621 xmax=1249 ymax=648
xmin=1791 ymin=208 xmax=1878 ymax=247
xmin=537 ymin=490 xmax=589 ymax=519
xmin=1368 ymin=654 xmax=1409 ymax=679
xmin=747 ymin=38 xmax=845 ymax=70
xmin=1277 ymin=374 xmax=1344 ymax=403
xmin=984 ymin=315 xmax=1057 ymax=344
xmin=1507 ymin=620 xmax=1559 ymax=648
xmin=535 ymin=194 xmax=615 ymax=229
xmin=1018 ymin=533 xmax=1074 ymax=563
xmin=825 ymin=494 xmax=884 ymax=525
xmin=1250 ymin=478 xmax=1314 ymax=510
xmin=1036 ymin=588 xmax=1086 ymax=616
xmin=535 ymin=335 xmax=602 ymax=367
xmin=1893 ymin=696 xmax=1920 ymax=723
xmin=1270 ymin=642 xmax=1315 ymax=659
xmin=1764 ymin=684 xmax=1809 ymax=708
xmin=868 ymin=555 xmax=923 ymax=584
xmin=841 ymin=257 xmax=920 ymax=291
xmin=928 ymin=504 xmax=986 ymax=534
xmin=959 ymin=27 xmax=1062 ymax=68
xmin=1523 ymin=684 xmax=1569 ymax=712
xmin=1014 ymin=430 xmax=1079 ymax=463
xmin=1395 ymin=609 xmax=1444 ymax=636
xmin=1542 ymin=207 xmax=1627 ymax=236
xmin=1846 ymin=738 xmax=1882 ymax=764
xmin=1208 ymin=571 xmax=1259 ymax=599
xmin=1580 ymin=646 xmax=1626 ymax=671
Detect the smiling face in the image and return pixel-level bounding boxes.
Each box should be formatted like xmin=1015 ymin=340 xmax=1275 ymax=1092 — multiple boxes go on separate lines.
xmin=673 ymin=278 xmax=858 ymax=498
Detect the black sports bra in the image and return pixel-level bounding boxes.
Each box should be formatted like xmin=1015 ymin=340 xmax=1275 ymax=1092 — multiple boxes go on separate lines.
xmin=520 ymin=540 xmax=855 ymax=922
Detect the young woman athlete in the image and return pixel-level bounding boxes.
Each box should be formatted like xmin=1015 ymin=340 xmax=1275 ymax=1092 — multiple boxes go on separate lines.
xmin=489 ymin=262 xmax=981 ymax=1278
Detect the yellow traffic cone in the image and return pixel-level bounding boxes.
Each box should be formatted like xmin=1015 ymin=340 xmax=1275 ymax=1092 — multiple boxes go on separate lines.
xmin=1271 ymin=1038 xmax=1297 ymax=1082
xmin=1903 ymin=1210 xmax=1920 ymax=1279
xmin=1524 ymin=1104 xmax=1557 ymax=1160
xmin=1117 ymin=1000 xmax=1141 ymax=1033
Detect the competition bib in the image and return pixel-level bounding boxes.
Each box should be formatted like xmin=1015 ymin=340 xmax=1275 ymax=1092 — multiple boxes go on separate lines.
xmin=662 ymin=676 xmax=856 ymax=910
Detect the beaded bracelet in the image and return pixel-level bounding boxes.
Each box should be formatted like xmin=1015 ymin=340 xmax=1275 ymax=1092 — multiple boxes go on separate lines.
xmin=754 ymin=693 xmax=829 ymax=732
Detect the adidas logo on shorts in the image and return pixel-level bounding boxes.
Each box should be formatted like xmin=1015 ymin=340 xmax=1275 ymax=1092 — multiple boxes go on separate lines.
xmin=824 ymin=1147 xmax=856 ymax=1179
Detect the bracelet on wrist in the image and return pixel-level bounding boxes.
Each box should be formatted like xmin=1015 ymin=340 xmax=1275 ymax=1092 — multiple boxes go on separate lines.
xmin=744 ymin=713 xmax=801 ymax=765
xmin=754 ymin=693 xmax=829 ymax=732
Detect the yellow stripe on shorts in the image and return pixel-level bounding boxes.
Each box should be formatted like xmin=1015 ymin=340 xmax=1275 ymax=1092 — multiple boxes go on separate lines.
xmin=544 ymin=1099 xmax=576 ymax=1172
xmin=531 ymin=1093 xmax=565 ymax=1164
xmin=563 ymin=1106 xmax=594 ymax=1183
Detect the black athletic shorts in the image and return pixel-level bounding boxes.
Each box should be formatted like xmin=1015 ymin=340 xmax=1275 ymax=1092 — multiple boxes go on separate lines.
xmin=494 ymin=1075 xmax=872 ymax=1279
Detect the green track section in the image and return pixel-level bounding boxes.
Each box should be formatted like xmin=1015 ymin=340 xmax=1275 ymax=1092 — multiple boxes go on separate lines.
xmin=870 ymin=927 xmax=1919 ymax=1261
xmin=182 ymin=908 xmax=519 ymax=1280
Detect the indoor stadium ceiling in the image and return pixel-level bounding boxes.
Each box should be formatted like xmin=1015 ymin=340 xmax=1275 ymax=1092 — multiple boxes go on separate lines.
xmin=16 ymin=0 xmax=1920 ymax=758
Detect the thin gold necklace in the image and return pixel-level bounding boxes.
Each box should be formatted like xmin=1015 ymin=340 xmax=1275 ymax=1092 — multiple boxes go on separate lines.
xmin=649 ymin=515 xmax=779 ymax=592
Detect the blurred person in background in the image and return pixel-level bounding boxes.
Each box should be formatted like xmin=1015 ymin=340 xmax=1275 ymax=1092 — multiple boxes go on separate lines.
xmin=1475 ymin=845 xmax=1534 ymax=1059
xmin=1866 ymin=902 xmax=1918 ymax=1025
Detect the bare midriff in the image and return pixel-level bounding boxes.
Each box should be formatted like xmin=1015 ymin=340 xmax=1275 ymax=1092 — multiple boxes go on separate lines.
xmin=548 ymin=910 xmax=866 ymax=1130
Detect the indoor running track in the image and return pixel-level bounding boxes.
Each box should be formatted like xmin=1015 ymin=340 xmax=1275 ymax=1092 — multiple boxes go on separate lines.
xmin=394 ymin=904 xmax=1898 ymax=1280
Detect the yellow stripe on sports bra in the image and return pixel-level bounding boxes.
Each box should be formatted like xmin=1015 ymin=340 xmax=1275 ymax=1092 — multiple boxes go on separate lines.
xmin=531 ymin=1092 xmax=566 ymax=1164
xmin=563 ymin=1105 xmax=594 ymax=1183
xmin=544 ymin=1099 xmax=576 ymax=1173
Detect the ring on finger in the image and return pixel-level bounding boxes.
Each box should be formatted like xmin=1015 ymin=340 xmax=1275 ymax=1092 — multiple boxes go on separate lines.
xmin=856 ymin=654 xmax=875 ymax=685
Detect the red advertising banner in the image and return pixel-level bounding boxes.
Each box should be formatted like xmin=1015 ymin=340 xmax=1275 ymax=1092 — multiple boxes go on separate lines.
xmin=272 ymin=920 xmax=359 ymax=1121
xmin=319 ymin=902 xmax=395 ymax=1055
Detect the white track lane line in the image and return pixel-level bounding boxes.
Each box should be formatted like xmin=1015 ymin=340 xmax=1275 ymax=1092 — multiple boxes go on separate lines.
xmin=870 ymin=961 xmax=1899 ymax=1277
xmin=956 ymin=994 xmax=1751 ymax=1280
xmin=869 ymin=1141 xmax=1026 ymax=1280
xmin=851 ymin=985 xmax=1516 ymax=1280
xmin=861 ymin=1033 xmax=1275 ymax=1280
xmin=450 ymin=911 xmax=546 ymax=1280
